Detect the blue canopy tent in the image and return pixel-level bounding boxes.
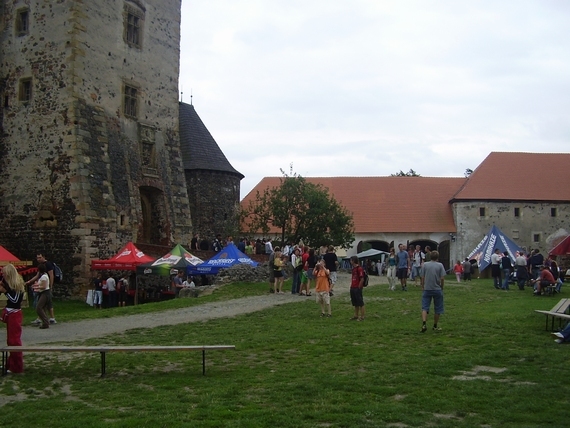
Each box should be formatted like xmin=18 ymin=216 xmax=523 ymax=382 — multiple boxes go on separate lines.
xmin=187 ymin=243 xmax=258 ymax=275
xmin=467 ymin=225 xmax=523 ymax=272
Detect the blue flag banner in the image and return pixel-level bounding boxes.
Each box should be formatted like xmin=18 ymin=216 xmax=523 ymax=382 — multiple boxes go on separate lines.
xmin=467 ymin=225 xmax=523 ymax=272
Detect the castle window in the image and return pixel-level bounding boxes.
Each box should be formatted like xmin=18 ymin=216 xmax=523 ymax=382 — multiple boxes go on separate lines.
xmin=124 ymin=3 xmax=145 ymax=48
xmin=123 ymin=84 xmax=138 ymax=118
xmin=533 ymin=233 xmax=541 ymax=243
xmin=514 ymin=207 xmax=520 ymax=218
xmin=512 ymin=230 xmax=519 ymax=239
xmin=551 ymin=207 xmax=557 ymax=217
xmin=19 ymin=78 xmax=32 ymax=103
xmin=479 ymin=207 xmax=486 ymax=217
xmin=16 ymin=8 xmax=29 ymax=36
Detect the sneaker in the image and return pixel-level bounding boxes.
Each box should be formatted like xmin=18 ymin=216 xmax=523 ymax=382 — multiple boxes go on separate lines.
xmin=326 ymin=314 xmax=332 ymax=318
xmin=433 ymin=326 xmax=442 ymax=331
xmin=421 ymin=325 xmax=427 ymax=333
xmin=552 ymin=332 xmax=564 ymax=339
xmin=49 ymin=318 xmax=57 ymax=324
xmin=31 ymin=319 xmax=41 ymax=325
xmin=555 ymin=339 xmax=563 ymax=344
xmin=320 ymin=313 xmax=325 ymax=317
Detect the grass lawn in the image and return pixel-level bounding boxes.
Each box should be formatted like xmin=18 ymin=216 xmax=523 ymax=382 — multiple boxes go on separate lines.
xmin=1 ymin=276 xmax=569 ymax=427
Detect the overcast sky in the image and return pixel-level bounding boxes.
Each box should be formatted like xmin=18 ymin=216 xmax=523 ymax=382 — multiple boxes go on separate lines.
xmin=179 ymin=1 xmax=570 ymax=199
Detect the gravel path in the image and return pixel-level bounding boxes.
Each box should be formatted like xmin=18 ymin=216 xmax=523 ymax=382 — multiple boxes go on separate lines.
xmin=21 ymin=272 xmax=372 ymax=345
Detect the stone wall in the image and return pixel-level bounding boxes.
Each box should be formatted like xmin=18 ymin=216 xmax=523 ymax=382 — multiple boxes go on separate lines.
xmin=0 ymin=0 xmax=191 ymax=296
xmin=185 ymin=169 xmax=241 ymax=241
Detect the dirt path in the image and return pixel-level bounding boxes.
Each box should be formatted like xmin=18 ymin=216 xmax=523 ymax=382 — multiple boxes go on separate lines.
xmin=21 ymin=272 xmax=381 ymax=345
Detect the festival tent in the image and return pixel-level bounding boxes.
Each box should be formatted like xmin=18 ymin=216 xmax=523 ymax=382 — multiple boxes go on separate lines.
xmin=187 ymin=243 xmax=257 ymax=275
xmin=341 ymin=248 xmax=389 ymax=268
xmin=136 ymin=244 xmax=204 ymax=276
xmin=91 ymin=242 xmax=155 ymax=271
xmin=467 ymin=225 xmax=523 ymax=272
xmin=0 ymin=245 xmax=36 ymax=275
xmin=550 ymin=235 xmax=570 ymax=256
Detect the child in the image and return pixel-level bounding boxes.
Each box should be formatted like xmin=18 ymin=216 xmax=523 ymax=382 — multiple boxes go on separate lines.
xmin=314 ymin=260 xmax=331 ymax=317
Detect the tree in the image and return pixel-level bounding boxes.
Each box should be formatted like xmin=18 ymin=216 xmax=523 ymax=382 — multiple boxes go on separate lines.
xmin=241 ymin=173 xmax=354 ymax=249
xmin=391 ymin=169 xmax=420 ymax=177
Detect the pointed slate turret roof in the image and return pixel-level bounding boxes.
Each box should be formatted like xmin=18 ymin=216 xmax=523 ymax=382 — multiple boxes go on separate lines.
xmin=179 ymin=102 xmax=243 ymax=178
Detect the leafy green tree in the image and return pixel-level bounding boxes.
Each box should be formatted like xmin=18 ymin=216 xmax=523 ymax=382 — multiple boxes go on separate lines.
xmin=241 ymin=173 xmax=354 ymax=249
xmin=391 ymin=169 xmax=421 ymax=177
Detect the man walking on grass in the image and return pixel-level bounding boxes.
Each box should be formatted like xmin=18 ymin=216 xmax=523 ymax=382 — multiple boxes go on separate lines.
xmin=349 ymin=256 xmax=365 ymax=321
xmin=420 ymin=250 xmax=446 ymax=333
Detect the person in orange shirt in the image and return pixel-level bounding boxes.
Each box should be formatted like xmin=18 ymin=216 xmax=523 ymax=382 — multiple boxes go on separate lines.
xmin=314 ymin=259 xmax=331 ymax=317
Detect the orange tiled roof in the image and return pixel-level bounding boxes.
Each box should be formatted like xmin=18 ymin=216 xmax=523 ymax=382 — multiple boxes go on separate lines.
xmin=452 ymin=152 xmax=570 ymax=202
xmin=241 ymin=176 xmax=465 ymax=234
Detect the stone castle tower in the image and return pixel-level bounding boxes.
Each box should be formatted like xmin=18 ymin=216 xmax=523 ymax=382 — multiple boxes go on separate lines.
xmin=0 ymin=0 xmax=194 ymax=295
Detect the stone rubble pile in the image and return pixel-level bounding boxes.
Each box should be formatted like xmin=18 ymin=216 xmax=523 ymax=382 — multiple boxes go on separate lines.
xmin=214 ymin=262 xmax=271 ymax=284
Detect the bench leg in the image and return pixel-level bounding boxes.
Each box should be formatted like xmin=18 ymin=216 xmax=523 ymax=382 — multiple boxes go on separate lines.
xmin=202 ymin=350 xmax=205 ymax=376
xmin=1 ymin=351 xmax=6 ymax=376
xmin=100 ymin=352 xmax=106 ymax=377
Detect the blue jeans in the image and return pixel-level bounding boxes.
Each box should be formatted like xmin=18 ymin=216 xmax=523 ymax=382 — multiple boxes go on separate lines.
xmin=291 ymin=270 xmax=300 ymax=294
xmin=502 ymin=269 xmax=511 ymax=289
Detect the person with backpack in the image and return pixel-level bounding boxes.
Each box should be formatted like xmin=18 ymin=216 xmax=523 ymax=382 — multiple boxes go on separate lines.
xmin=25 ymin=252 xmax=57 ymax=325
xmin=349 ymin=256 xmax=366 ymax=321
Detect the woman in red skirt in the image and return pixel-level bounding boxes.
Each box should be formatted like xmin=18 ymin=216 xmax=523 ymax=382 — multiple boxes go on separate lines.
xmin=0 ymin=263 xmax=25 ymax=373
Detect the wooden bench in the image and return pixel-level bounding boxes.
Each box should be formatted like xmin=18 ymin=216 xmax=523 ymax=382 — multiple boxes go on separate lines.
xmin=0 ymin=345 xmax=235 ymax=377
xmin=535 ymin=298 xmax=570 ymax=331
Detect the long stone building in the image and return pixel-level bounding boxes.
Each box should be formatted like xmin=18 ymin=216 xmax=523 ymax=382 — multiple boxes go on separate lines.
xmin=0 ymin=1 xmax=241 ymax=295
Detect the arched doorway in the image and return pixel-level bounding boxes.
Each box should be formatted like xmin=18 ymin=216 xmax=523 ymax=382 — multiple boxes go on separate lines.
xmin=357 ymin=240 xmax=390 ymax=253
xmin=438 ymin=240 xmax=451 ymax=271
xmin=139 ymin=186 xmax=167 ymax=245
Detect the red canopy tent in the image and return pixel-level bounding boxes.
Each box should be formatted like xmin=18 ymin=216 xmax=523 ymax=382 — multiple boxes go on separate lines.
xmin=0 ymin=245 xmax=36 ymax=275
xmin=91 ymin=242 xmax=155 ymax=271
xmin=550 ymin=236 xmax=570 ymax=256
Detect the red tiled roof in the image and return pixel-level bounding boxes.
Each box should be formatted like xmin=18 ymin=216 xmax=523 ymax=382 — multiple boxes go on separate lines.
xmin=452 ymin=152 xmax=570 ymax=202
xmin=241 ymin=176 xmax=465 ymax=234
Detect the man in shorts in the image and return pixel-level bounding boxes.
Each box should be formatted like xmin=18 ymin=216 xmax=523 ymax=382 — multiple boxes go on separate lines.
xmin=349 ymin=256 xmax=365 ymax=321
xmin=420 ymin=250 xmax=446 ymax=333
xmin=396 ymin=244 xmax=410 ymax=291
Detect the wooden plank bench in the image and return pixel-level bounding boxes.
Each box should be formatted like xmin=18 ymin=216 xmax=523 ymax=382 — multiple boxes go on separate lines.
xmin=0 ymin=345 xmax=235 ymax=377
xmin=535 ymin=298 xmax=570 ymax=331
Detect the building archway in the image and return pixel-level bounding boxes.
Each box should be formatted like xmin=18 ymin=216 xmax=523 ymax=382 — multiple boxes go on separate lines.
xmin=357 ymin=240 xmax=390 ymax=253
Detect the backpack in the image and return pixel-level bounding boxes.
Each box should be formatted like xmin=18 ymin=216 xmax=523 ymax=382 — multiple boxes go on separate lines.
xmin=53 ymin=262 xmax=63 ymax=283
xmin=362 ymin=269 xmax=369 ymax=287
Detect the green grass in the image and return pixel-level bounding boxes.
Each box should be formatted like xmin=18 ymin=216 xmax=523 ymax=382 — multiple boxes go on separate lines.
xmin=1 ymin=276 xmax=570 ymax=427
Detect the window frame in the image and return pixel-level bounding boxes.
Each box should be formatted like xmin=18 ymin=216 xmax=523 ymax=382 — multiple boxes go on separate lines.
xmin=550 ymin=207 xmax=557 ymax=217
xmin=123 ymin=3 xmax=145 ymax=49
xmin=18 ymin=78 xmax=32 ymax=104
xmin=514 ymin=207 xmax=520 ymax=218
xmin=479 ymin=207 xmax=486 ymax=217
xmin=15 ymin=7 xmax=29 ymax=37
xmin=123 ymin=83 xmax=138 ymax=118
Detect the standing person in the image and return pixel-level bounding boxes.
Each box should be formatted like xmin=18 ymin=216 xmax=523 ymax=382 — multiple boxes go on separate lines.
xmin=93 ymin=273 xmax=103 ymax=309
xmin=0 ymin=264 xmax=25 ymax=373
xmin=349 ymin=256 xmax=365 ymax=321
xmin=501 ymin=252 xmax=513 ymax=290
xmin=290 ymin=247 xmax=302 ymax=294
xmin=268 ymin=246 xmax=276 ymax=293
xmin=453 ymin=260 xmax=463 ymax=282
xmin=32 ymin=263 xmax=51 ymax=329
xmin=212 ymin=234 xmax=222 ymax=252
xmin=273 ymin=247 xmax=284 ymax=294
xmin=25 ymin=252 xmax=57 ymax=325
xmin=106 ymin=274 xmax=117 ymax=307
xmin=396 ymin=244 xmax=410 ymax=291
xmin=199 ymin=236 xmax=210 ymax=251
xmin=420 ymin=250 xmax=446 ymax=333
xmin=190 ymin=234 xmax=199 ymax=251
xmin=515 ymin=251 xmax=529 ymax=290
xmin=264 ymin=238 xmax=273 ymax=255
xmin=305 ymin=248 xmax=318 ymax=296
xmin=322 ymin=245 xmax=339 ymax=296
xmin=529 ymin=249 xmax=544 ymax=280
xmin=491 ymin=248 xmax=502 ymax=289
xmin=172 ymin=270 xmax=184 ymax=297
xmin=462 ymin=258 xmax=472 ymax=281
xmin=386 ymin=248 xmax=397 ymax=291
xmin=314 ymin=260 xmax=331 ymax=317
xmin=412 ymin=245 xmax=425 ymax=285
xmin=118 ymin=274 xmax=129 ymax=306
xmin=244 ymin=240 xmax=254 ymax=255
xmin=424 ymin=246 xmax=432 ymax=262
